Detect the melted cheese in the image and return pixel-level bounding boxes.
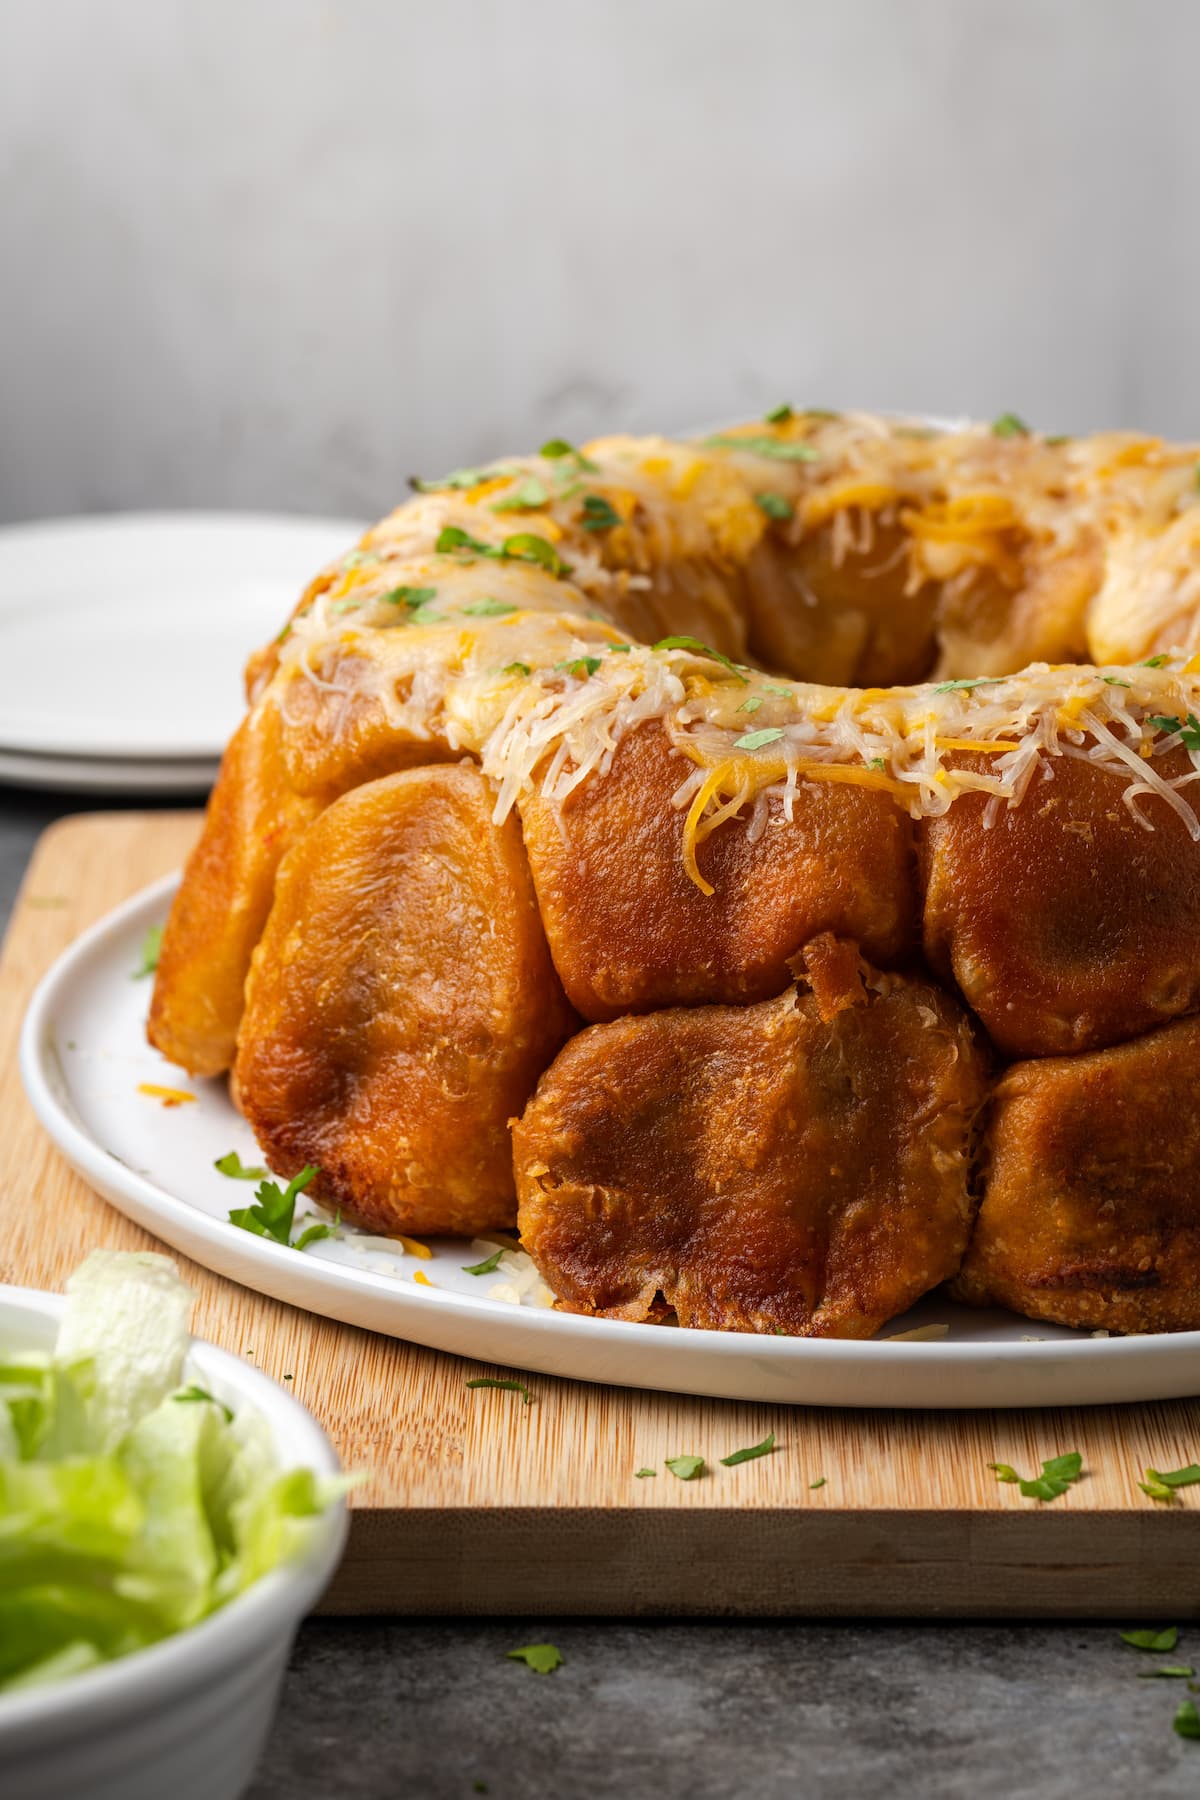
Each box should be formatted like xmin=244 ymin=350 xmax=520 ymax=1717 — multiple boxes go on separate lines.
xmin=259 ymin=414 xmax=1200 ymax=897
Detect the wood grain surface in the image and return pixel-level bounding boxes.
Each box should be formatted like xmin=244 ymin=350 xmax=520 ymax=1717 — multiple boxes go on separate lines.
xmin=2 ymin=812 xmax=1199 ymax=1616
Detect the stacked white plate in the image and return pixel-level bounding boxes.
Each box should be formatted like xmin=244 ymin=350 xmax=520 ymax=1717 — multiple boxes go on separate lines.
xmin=0 ymin=512 xmax=366 ymax=793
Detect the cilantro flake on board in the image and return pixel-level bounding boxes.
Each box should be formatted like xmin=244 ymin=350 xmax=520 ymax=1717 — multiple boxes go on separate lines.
xmin=466 ymin=1377 xmax=533 ymax=1405
xmin=987 ymin=1452 xmax=1082 ymax=1501
xmin=665 ymin=1455 xmax=705 ymax=1481
xmin=720 ymin=1432 xmax=777 ymax=1467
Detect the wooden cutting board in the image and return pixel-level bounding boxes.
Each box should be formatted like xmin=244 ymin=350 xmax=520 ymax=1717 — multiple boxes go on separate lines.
xmin=3 ymin=811 xmax=1200 ymax=1616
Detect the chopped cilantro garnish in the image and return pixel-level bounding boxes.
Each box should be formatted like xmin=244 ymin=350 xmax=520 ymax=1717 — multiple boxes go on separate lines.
xmin=506 ymin=1643 xmax=562 ymax=1674
xmin=540 ymin=438 xmax=598 ymax=472
xmin=1139 ymin=1665 xmax=1195 ymax=1678
xmin=738 ymin=695 xmax=764 ymax=715
xmin=1102 ymin=675 xmax=1131 ymax=687
xmin=987 ymin=1452 xmax=1082 ymax=1501
xmin=1139 ymin=1464 xmax=1200 ymax=1502
xmin=755 ymin=491 xmax=794 ymax=521
xmin=734 ymin=727 xmax=786 ymax=751
xmin=1121 ymin=1626 xmax=1179 ymax=1652
xmin=652 ymin=634 xmax=749 ymax=684
xmin=214 ymin=1151 xmax=269 ymax=1181
xmin=665 ymin=1455 xmax=705 ymax=1481
xmin=932 ymin=677 xmax=1002 ymax=694
xmin=555 ymin=656 xmax=602 ymax=679
xmin=608 ymin=643 xmax=632 ymax=652
xmin=491 ymin=476 xmax=550 ymax=512
xmin=502 ymin=532 xmax=567 ymax=575
xmin=720 ymin=1432 xmax=776 ymax=1467
xmin=411 ymin=464 xmax=516 ymax=493
xmin=1174 ymin=1700 xmax=1200 ymax=1739
xmin=462 ymin=1249 xmax=505 ymax=1276
xmin=380 ymin=584 xmax=437 ymax=609
xmin=869 ymin=757 xmax=887 ymax=771
xmin=764 ymin=403 xmax=793 ymax=424
xmin=1140 ymin=654 xmax=1171 ymax=668
xmin=502 ymin=661 xmax=531 ymax=676
xmin=992 ymin=412 xmax=1030 ymax=438
xmin=435 ymin=524 xmax=500 ymax=559
xmin=634 ymin=1467 xmax=656 ymax=1479
xmin=705 ymin=433 xmax=819 ymax=462
xmin=132 ymin=924 xmax=163 ymax=980
xmin=461 ymin=598 xmax=518 ymax=617
xmin=228 ymin=1166 xmax=321 ymax=1250
xmin=173 ymin=1384 xmax=234 ymax=1423
xmin=1194 ymin=461 xmax=1200 ymax=492
xmin=293 ymin=1215 xmax=340 ymax=1252
xmin=579 ymin=493 xmax=622 ymax=532
xmin=1045 ymin=433 xmax=1071 ymax=446
xmin=762 ymin=682 xmax=792 ymax=696
xmin=1147 ymin=713 xmax=1200 ymax=751
xmin=1150 ymin=1463 xmax=1200 ymax=1487
xmin=435 ymin=526 xmax=567 ymax=577
xmin=466 ymin=1377 xmax=533 ymax=1405
xmin=809 ymin=1477 xmax=827 ymax=1490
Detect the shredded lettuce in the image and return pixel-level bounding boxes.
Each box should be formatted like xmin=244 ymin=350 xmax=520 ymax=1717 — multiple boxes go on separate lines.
xmin=0 ymin=1251 xmax=343 ymax=1693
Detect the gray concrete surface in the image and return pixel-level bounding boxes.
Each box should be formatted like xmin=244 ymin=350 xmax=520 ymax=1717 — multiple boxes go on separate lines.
xmin=4 ymin=794 xmax=1200 ymax=1795
xmin=246 ymin=1618 xmax=1200 ymax=1800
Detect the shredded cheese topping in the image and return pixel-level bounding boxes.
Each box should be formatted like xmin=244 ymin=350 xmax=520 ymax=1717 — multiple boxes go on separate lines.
xmin=255 ymin=415 xmax=1200 ymax=894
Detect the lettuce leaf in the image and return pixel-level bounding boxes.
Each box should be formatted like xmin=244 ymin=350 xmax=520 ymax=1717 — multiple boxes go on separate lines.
xmin=0 ymin=1251 xmax=342 ymax=1693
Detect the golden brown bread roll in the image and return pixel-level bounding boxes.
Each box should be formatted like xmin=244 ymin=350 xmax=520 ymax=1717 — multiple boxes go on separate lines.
xmin=145 ymin=410 xmax=1200 ymax=1337
xmin=519 ymin=721 xmax=916 ymax=1020
xmin=955 ymin=1016 xmax=1200 ymax=1333
xmin=514 ymin=935 xmax=988 ymax=1336
xmin=234 ymin=763 xmax=576 ymax=1236
xmin=921 ymin=744 xmax=1200 ymax=1056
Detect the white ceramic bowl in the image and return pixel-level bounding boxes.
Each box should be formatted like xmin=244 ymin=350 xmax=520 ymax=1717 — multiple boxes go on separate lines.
xmin=0 ymin=1286 xmax=348 ymax=1800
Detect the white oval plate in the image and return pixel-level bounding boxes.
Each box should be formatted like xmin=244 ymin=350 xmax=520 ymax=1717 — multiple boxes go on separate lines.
xmin=0 ymin=513 xmax=363 ymax=762
xmin=0 ymin=746 xmax=219 ymax=795
xmin=20 ymin=876 xmax=1200 ymax=1409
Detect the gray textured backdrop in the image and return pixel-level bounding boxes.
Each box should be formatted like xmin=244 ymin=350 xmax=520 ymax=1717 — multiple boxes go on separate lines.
xmin=2 ymin=0 xmax=1196 ymax=525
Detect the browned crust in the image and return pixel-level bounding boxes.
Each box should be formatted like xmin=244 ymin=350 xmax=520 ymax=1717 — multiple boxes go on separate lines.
xmin=921 ymin=745 xmax=1200 ymax=1057
xmin=954 ymin=1015 xmax=1200 ymax=1332
xmin=233 ymin=763 xmax=577 ymax=1237
xmin=513 ymin=935 xmax=989 ymax=1337
xmin=519 ymin=722 xmax=917 ymax=1021
xmin=147 ymin=705 xmax=321 ymax=1077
